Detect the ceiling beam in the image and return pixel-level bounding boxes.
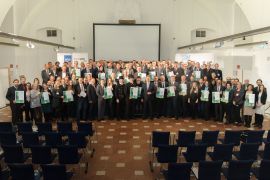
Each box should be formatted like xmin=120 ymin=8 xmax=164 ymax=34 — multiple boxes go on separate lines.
xmin=0 ymin=31 xmax=75 ymax=49
xmin=178 ymin=26 xmax=270 ymax=50
xmin=0 ymin=41 xmax=19 ymax=47
xmin=235 ymin=41 xmax=268 ymax=48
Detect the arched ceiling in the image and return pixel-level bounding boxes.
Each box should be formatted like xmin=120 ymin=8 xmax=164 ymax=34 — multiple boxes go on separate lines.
xmin=1 ymin=0 xmax=269 ymax=32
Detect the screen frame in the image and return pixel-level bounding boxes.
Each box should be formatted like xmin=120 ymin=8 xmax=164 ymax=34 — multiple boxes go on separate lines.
xmin=93 ymin=23 xmax=161 ymax=61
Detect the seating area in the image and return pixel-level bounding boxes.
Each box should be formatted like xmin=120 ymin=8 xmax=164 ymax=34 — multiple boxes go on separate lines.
xmin=0 ymin=121 xmax=95 ymax=180
xmin=149 ymin=130 xmax=270 ymax=180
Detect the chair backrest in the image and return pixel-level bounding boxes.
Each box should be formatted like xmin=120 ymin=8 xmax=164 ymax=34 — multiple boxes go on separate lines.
xmin=167 ymin=163 xmax=192 ymax=180
xmin=266 ymin=130 xmax=270 ymax=143
xmin=185 ymin=144 xmax=207 ymax=162
xmin=67 ymin=132 xmax=87 ymax=148
xmin=57 ymin=145 xmax=80 ymax=164
xmin=152 ymin=131 xmax=170 ymax=148
xmin=227 ymin=160 xmax=253 ymax=180
xmin=246 ymin=130 xmax=265 ymax=144
xmin=156 ymin=145 xmax=178 ymax=163
xmin=45 ymin=132 xmax=63 ymax=148
xmin=0 ymin=132 xmax=17 ymax=145
xmin=239 ymin=143 xmax=260 ymax=160
xmin=21 ymin=132 xmax=40 ymax=148
xmin=201 ymin=131 xmax=219 ymax=147
xmin=177 ymin=131 xmax=196 ymax=147
xmin=258 ymin=160 xmax=270 ymax=180
xmin=263 ymin=142 xmax=270 ymax=160
xmin=212 ymin=144 xmax=234 ymax=161
xmin=41 ymin=164 xmax=69 ymax=180
xmin=2 ymin=145 xmax=25 ymax=163
xmin=224 ymin=130 xmax=242 ymax=146
xmin=77 ymin=122 xmax=94 ymax=136
xmin=17 ymin=122 xmax=33 ymax=135
xmin=198 ymin=161 xmax=222 ymax=180
xmin=0 ymin=122 xmax=13 ymax=132
xmin=9 ymin=164 xmax=34 ymax=180
xmin=36 ymin=123 xmax=53 ymax=135
xmin=31 ymin=145 xmax=54 ymax=164
xmin=57 ymin=122 xmax=73 ymax=135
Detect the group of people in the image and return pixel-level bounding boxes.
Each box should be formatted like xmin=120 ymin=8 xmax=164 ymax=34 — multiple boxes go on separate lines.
xmin=6 ymin=60 xmax=267 ymax=128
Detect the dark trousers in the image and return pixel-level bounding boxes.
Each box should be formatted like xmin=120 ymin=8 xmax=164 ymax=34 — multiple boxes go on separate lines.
xmin=10 ymin=102 xmax=23 ymax=124
xmin=158 ymin=98 xmax=167 ymax=117
xmin=190 ymin=102 xmax=198 ymax=119
xmin=25 ymin=101 xmax=34 ymax=121
xmin=125 ymin=99 xmax=135 ymax=120
xmin=178 ymin=96 xmax=188 ymax=118
xmin=201 ymin=101 xmax=210 ymax=120
xmin=168 ymin=97 xmax=177 ymax=118
xmin=44 ymin=112 xmax=52 ymax=122
xmin=214 ymin=103 xmax=223 ymax=121
xmin=88 ymin=102 xmax=96 ymax=121
xmin=116 ymin=98 xmax=125 ymax=120
xmin=255 ymin=113 xmax=264 ymax=126
xmin=134 ymin=99 xmax=143 ymax=116
xmin=76 ymin=98 xmax=87 ymax=122
xmin=224 ymin=103 xmax=233 ymax=123
xmin=106 ymin=99 xmax=114 ymax=119
xmin=143 ymin=98 xmax=153 ymax=119
xmin=32 ymin=107 xmax=42 ymax=123
xmin=244 ymin=115 xmax=252 ymax=127
xmin=232 ymin=105 xmax=242 ymax=123
xmin=152 ymin=98 xmax=159 ymax=118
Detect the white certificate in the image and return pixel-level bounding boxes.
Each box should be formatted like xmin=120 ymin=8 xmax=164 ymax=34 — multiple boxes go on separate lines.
xmin=249 ymin=94 xmax=255 ymax=104
xmin=138 ymin=73 xmax=146 ymax=81
xmin=42 ymin=92 xmax=49 ymax=101
xmin=224 ymin=91 xmax=229 ymax=101
xmin=80 ymin=91 xmax=86 ymax=98
xmin=214 ymin=92 xmax=220 ymax=100
xmin=75 ymin=69 xmax=81 ymax=77
xmin=159 ymin=88 xmax=165 ymax=96
xmin=195 ymin=71 xmax=201 ymax=79
xmin=203 ymin=90 xmax=209 ymax=98
xmin=107 ymin=69 xmax=113 ymax=76
xmin=133 ymin=87 xmax=138 ymax=96
xmin=168 ymin=71 xmax=174 ymax=77
xmin=181 ymin=84 xmax=187 ymax=94
xmin=106 ymin=87 xmax=113 ymax=97
xmin=99 ymin=73 xmax=106 ymax=80
xmin=15 ymin=91 xmax=24 ymax=103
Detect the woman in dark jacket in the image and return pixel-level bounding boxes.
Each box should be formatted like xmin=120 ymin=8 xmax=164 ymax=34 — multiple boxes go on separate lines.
xmin=51 ymin=81 xmax=63 ymax=121
xmin=200 ymin=80 xmax=212 ymax=120
xmin=41 ymin=83 xmax=53 ymax=122
xmin=189 ymin=82 xmax=199 ymax=119
xmin=232 ymin=82 xmax=245 ymax=125
xmin=254 ymin=85 xmax=267 ymax=128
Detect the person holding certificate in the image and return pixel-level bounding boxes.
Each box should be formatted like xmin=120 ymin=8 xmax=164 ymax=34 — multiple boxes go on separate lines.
xmin=167 ymin=75 xmax=178 ymax=119
xmin=135 ymin=76 xmax=143 ymax=116
xmin=221 ymin=82 xmax=233 ymax=124
xmin=200 ymin=80 xmax=212 ymax=120
xmin=213 ymin=80 xmax=225 ymax=122
xmin=124 ymin=75 xmax=136 ymax=120
xmin=96 ymin=79 xmax=106 ymax=121
xmin=115 ymin=76 xmax=126 ymax=120
xmin=25 ymin=82 xmax=34 ymax=121
xmin=87 ymin=78 xmax=98 ymax=121
xmin=30 ymin=83 xmax=42 ymax=123
xmin=6 ymin=79 xmax=24 ymax=124
xmin=51 ymin=81 xmax=63 ymax=121
xmin=157 ymin=75 xmax=168 ymax=117
xmin=75 ymin=78 xmax=88 ymax=122
xmin=178 ymin=75 xmax=189 ymax=118
xmin=41 ymin=83 xmax=52 ymax=122
xmin=232 ymin=82 xmax=245 ymax=125
xmin=141 ymin=75 xmax=155 ymax=119
xmin=254 ymin=85 xmax=267 ymax=128
xmin=189 ymin=82 xmax=199 ymax=119
xmin=105 ymin=78 xmax=115 ymax=119
xmin=243 ymin=84 xmax=256 ymax=128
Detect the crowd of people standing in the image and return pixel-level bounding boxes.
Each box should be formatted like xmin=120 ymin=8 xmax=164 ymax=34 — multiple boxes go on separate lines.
xmin=6 ymin=60 xmax=267 ymax=128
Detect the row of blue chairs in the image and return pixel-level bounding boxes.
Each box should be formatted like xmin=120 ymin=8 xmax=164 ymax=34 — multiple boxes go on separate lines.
xmin=0 ymin=121 xmax=95 ymax=137
xmin=160 ymin=160 xmax=270 ymax=180
xmin=1 ymin=163 xmax=73 ymax=180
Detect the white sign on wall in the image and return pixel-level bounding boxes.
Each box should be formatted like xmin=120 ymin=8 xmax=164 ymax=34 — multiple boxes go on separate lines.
xmin=57 ymin=53 xmax=89 ymax=67
xmin=175 ymin=53 xmax=214 ymax=64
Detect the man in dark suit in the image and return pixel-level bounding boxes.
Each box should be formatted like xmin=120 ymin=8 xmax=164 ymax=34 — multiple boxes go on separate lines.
xmin=158 ymin=75 xmax=168 ymax=117
xmin=213 ymin=80 xmax=225 ymax=121
xmin=6 ymin=79 xmax=24 ymax=124
xmin=141 ymin=75 xmax=155 ymax=119
xmin=214 ymin=63 xmax=223 ymax=80
xmin=178 ymin=75 xmax=190 ymax=118
xmin=41 ymin=64 xmax=53 ymax=84
xmin=57 ymin=66 xmax=70 ymax=79
xmin=124 ymin=75 xmax=136 ymax=120
xmin=75 ymin=78 xmax=87 ymax=122
xmin=18 ymin=75 xmax=27 ymax=121
xmin=87 ymin=78 xmax=97 ymax=121
xmin=115 ymin=76 xmax=126 ymax=120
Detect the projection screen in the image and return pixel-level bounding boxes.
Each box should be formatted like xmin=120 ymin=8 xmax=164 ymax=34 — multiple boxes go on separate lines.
xmin=93 ymin=24 xmax=161 ymax=61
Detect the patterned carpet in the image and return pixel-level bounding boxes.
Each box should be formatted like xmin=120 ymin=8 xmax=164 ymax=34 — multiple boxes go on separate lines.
xmin=0 ymin=106 xmax=269 ymax=180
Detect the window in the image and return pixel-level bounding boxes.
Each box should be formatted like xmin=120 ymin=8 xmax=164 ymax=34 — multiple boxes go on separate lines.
xmin=46 ymin=30 xmax=57 ymax=37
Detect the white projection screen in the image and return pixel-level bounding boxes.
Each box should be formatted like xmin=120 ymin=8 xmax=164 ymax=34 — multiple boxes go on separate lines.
xmin=93 ymin=24 xmax=161 ymax=61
